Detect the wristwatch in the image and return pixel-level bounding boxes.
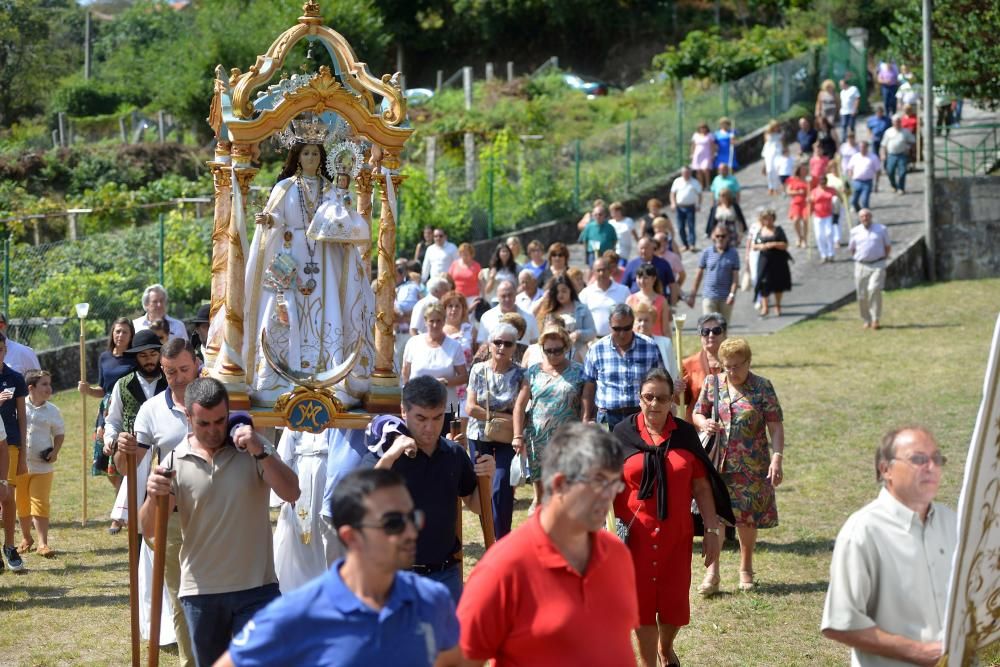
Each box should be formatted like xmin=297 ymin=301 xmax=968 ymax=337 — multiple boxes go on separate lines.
xmin=705 ymin=527 xmax=721 ymax=536
xmin=253 ymin=442 xmax=276 ymax=460
xmin=0 ymin=480 xmax=8 ymax=487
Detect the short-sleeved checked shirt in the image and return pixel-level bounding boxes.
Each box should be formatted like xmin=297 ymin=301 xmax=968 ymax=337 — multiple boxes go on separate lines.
xmin=583 ymin=334 xmax=663 ymax=411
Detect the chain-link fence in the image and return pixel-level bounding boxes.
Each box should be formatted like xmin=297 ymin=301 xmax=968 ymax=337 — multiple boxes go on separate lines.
xmin=405 ymin=51 xmax=820 ymax=248
xmin=824 ymin=24 xmax=868 ymax=112
xmin=1 ymin=211 xmax=212 ymax=351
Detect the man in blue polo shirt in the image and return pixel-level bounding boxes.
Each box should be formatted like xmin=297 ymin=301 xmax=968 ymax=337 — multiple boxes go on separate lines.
xmin=215 ymin=468 xmax=462 ymax=667
xmin=364 ymin=375 xmax=494 ymax=604
xmin=687 ymin=224 xmax=741 ymax=325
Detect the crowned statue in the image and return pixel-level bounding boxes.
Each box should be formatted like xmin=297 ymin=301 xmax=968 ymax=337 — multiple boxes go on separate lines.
xmin=243 ymin=112 xmax=375 ymax=408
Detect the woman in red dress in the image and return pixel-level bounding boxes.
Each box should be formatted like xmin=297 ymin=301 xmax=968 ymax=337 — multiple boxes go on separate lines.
xmin=785 ymin=161 xmax=810 ymax=248
xmin=613 ymin=368 xmax=733 ymax=667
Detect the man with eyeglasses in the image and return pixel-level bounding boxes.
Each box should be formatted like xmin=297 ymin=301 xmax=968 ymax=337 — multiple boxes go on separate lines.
xmin=821 ymin=427 xmax=956 ymax=667
xmin=420 ymin=228 xmax=459 ymax=284
xmin=214 ymin=468 xmax=463 ymax=667
xmin=686 ymin=224 xmax=740 ymax=324
xmin=363 ymin=376 xmax=495 ymax=604
xmin=457 ymin=423 xmax=638 ymax=666
xmin=581 ymin=303 xmax=663 ymax=430
xmin=479 ymin=280 xmax=539 ymax=344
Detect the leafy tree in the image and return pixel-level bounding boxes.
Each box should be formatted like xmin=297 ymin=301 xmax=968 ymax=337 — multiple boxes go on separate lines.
xmin=653 ymin=25 xmax=810 ymax=83
xmin=0 ymin=0 xmax=85 ymax=125
xmin=882 ymin=0 xmax=1000 ymax=108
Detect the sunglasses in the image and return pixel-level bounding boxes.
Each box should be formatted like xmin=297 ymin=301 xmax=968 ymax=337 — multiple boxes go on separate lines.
xmin=640 ymin=393 xmax=671 ymax=404
xmin=492 ymin=339 xmax=516 ymax=348
xmin=700 ymin=326 xmax=725 ymax=336
xmin=892 ymin=453 xmax=947 ymax=468
xmin=610 ymin=324 xmax=633 ymax=333
xmin=543 ymin=346 xmax=566 ymax=356
xmin=357 ymin=509 xmax=425 ymax=535
xmin=550 ymin=253 xmax=568 ymax=259
xmin=713 ymin=234 xmax=728 ymax=239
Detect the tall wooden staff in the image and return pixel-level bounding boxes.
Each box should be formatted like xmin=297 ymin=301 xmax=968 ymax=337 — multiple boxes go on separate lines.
xmin=126 ymin=451 xmax=141 ymax=667
xmin=449 ymin=416 xmax=464 ymax=568
xmin=468 ymin=440 xmax=496 ymax=549
xmin=75 ymin=302 xmax=89 ymax=526
xmin=673 ymin=313 xmax=688 ymax=415
xmin=148 ymin=461 xmax=171 ymax=667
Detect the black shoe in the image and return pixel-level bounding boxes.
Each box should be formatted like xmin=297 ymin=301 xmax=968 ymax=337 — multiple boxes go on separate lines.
xmin=3 ymin=544 xmax=24 ymax=572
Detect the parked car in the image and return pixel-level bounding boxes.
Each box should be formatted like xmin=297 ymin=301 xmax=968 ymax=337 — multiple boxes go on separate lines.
xmin=562 ymin=73 xmax=613 ymax=98
xmin=404 ymin=88 xmax=435 ymax=106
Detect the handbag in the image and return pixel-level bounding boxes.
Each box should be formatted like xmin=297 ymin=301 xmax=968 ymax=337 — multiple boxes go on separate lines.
xmin=482 ymin=367 xmax=514 ymax=444
xmin=740 ymin=268 xmax=751 ymax=292
xmin=693 ymin=374 xmax=729 ymax=537
xmin=614 ymin=507 xmax=639 ymax=544
xmin=509 ymin=452 xmax=527 ymax=487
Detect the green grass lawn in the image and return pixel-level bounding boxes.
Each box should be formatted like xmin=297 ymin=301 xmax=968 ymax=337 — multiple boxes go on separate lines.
xmin=2 ymin=278 xmax=999 ymax=666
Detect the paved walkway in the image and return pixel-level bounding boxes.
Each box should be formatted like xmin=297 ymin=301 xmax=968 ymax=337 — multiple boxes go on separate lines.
xmin=573 ymin=104 xmax=997 ymax=337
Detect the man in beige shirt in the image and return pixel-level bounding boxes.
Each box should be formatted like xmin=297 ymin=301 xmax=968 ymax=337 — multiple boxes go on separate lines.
xmin=142 ymin=377 xmax=300 ymax=667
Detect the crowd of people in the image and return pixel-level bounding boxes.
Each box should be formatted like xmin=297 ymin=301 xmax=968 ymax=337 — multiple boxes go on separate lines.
xmin=0 ymin=61 xmax=958 ymax=666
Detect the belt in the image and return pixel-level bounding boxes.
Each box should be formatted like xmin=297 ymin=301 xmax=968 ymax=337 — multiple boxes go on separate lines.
xmin=600 ymin=406 xmax=639 ymax=416
xmin=858 ymin=257 xmax=886 ymax=265
xmin=412 ymin=557 xmax=460 ymax=574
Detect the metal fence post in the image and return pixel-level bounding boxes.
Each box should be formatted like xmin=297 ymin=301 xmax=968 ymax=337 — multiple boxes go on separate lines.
xmin=722 ymin=82 xmax=729 ymax=119
xmin=3 ymin=236 xmax=9 ymax=318
xmin=463 ymin=67 xmax=474 ymax=111
xmin=158 ymin=214 xmax=165 ymax=286
xmin=573 ymin=139 xmax=581 ymax=212
xmin=770 ymin=64 xmax=778 ymax=118
xmin=676 ymin=84 xmax=685 ymax=166
xmin=625 ymin=120 xmax=632 ymax=193
xmin=488 ymin=151 xmax=495 ymax=239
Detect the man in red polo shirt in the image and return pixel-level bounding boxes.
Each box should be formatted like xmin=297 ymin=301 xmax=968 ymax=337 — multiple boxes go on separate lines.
xmin=456 ymin=423 xmax=638 ymax=666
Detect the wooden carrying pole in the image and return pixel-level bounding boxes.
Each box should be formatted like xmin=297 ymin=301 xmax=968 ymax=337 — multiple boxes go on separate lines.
xmin=126 ymin=453 xmax=141 ymax=667
xmin=148 ymin=488 xmax=170 ymax=667
xmin=450 ymin=418 xmax=464 ymax=568
xmin=469 ymin=441 xmax=496 ymax=549
xmin=673 ymin=313 xmax=687 ymax=415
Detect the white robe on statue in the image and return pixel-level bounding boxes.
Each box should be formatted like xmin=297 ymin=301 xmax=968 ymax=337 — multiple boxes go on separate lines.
xmin=272 ymin=427 xmax=368 ymax=593
xmin=242 ymin=175 xmax=375 ymax=408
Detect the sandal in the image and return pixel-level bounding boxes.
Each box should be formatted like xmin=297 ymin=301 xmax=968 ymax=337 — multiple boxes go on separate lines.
xmin=108 ymin=521 xmax=123 ymax=535
xmin=698 ymin=573 xmax=720 ymax=597
xmin=739 ymin=570 xmax=756 ymax=591
xmin=16 ymin=538 xmax=34 ymax=554
xmin=37 ymin=545 xmax=54 ymax=558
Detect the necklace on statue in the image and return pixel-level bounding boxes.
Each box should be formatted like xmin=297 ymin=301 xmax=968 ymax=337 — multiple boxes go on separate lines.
xmin=295 ymin=174 xmax=324 ymax=296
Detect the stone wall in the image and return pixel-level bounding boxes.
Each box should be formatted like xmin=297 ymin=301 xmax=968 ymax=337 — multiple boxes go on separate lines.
xmin=933 ymin=177 xmax=1000 ymax=280
xmin=885 ymin=235 xmax=928 ymax=290
xmin=38 ymin=339 xmax=104 ymax=392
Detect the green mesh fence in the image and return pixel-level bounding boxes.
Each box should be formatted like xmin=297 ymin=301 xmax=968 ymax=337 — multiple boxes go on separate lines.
xmin=1 ymin=212 xmax=212 ymax=351
xmin=825 ymin=24 xmax=868 ymax=112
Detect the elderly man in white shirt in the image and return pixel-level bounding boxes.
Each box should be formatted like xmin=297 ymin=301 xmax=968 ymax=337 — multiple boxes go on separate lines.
xmin=419 ymin=228 xmax=459 ymax=283
xmin=848 ymin=209 xmax=892 ymax=330
xmin=821 ymin=426 xmax=955 ymax=667
xmin=0 ymin=314 xmax=39 ymax=374
xmin=479 ymin=280 xmax=538 ymax=344
xmin=579 ymin=257 xmax=630 ymax=337
xmin=132 ymin=284 xmax=187 ymax=340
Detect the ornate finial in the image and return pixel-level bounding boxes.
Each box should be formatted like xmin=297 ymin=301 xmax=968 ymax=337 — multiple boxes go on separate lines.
xmin=275 ymin=112 xmax=332 ymax=149
xmin=302 ymin=1 xmax=321 ymax=18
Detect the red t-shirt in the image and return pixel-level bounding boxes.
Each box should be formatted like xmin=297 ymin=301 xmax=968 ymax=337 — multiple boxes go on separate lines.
xmin=810 ymin=186 xmax=836 ymax=218
xmin=900 ymin=116 xmax=918 ymax=133
xmin=448 ymin=259 xmax=481 ymax=298
xmin=809 ymin=155 xmax=830 ymax=185
xmin=457 ymin=512 xmax=639 ymax=666
xmin=786 ymin=177 xmax=808 ymax=205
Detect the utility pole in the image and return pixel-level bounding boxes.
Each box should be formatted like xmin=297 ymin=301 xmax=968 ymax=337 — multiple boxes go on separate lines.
xmin=84 ymin=11 xmax=92 ymax=80
xmin=922 ymin=0 xmax=936 ymax=281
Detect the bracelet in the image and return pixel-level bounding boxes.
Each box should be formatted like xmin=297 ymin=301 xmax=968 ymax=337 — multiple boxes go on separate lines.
xmin=512 ymin=435 xmax=524 ymax=441
xmin=773 ymin=451 xmax=783 ymax=457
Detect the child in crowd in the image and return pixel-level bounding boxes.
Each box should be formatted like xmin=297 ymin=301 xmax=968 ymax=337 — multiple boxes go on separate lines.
xmin=16 ymin=370 xmax=64 ymax=558
xmin=148 ymin=319 xmax=170 ymax=344
xmin=777 ymin=143 xmax=795 ymax=186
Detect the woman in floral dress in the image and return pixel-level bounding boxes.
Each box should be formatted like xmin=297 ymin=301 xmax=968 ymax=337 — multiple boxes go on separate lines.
xmin=512 ymin=324 xmax=585 ymax=514
xmin=693 ymin=337 xmax=785 ymax=594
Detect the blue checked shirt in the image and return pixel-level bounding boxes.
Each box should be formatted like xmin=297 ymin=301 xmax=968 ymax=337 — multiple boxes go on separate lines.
xmin=582 ymin=334 xmax=663 ymax=411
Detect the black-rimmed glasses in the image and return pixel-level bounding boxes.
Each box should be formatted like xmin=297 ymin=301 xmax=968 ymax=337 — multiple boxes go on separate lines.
xmin=700 ymin=326 xmax=725 ymax=336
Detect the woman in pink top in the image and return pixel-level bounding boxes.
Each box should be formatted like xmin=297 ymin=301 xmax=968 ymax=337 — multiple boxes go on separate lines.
xmin=690 ymin=122 xmax=716 ymax=189
xmin=626 ymin=262 xmax=671 ymax=337
xmin=785 ymin=162 xmax=810 ymax=248
xmin=448 ymin=242 xmax=482 ymax=304
xmin=810 ymin=175 xmax=838 ymax=262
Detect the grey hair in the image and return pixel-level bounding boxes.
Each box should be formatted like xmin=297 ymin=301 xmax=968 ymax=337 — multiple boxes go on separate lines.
xmin=142 ymin=284 xmax=168 ymax=309
xmin=876 ymin=426 xmax=936 ymax=483
xmin=609 ymin=303 xmax=634 ymax=323
xmin=489 ymin=322 xmax=518 ymax=341
xmin=542 ymin=423 xmax=624 ymax=495
xmin=517 ymin=268 xmax=537 ymax=283
xmin=697 ymin=312 xmax=728 ymax=329
xmin=426 ymin=276 xmax=450 ymax=296
xmin=184 ymin=376 xmax=229 ymax=415
xmin=496 ymin=279 xmax=516 ymax=294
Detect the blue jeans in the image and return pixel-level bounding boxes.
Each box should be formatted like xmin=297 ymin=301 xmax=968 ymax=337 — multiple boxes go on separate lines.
xmin=885 ymin=153 xmax=909 ymax=192
xmin=881 ymin=84 xmax=898 ymax=116
xmin=850 ymin=179 xmax=873 ymax=212
xmin=423 ymin=564 xmax=463 ymax=606
xmin=676 ymin=206 xmax=697 ymax=248
xmin=840 ymin=113 xmax=856 ymax=138
xmin=597 ymin=407 xmax=638 ymax=431
xmin=180 ymin=583 xmax=280 ymax=667
xmin=470 ymin=440 xmax=515 ymax=541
